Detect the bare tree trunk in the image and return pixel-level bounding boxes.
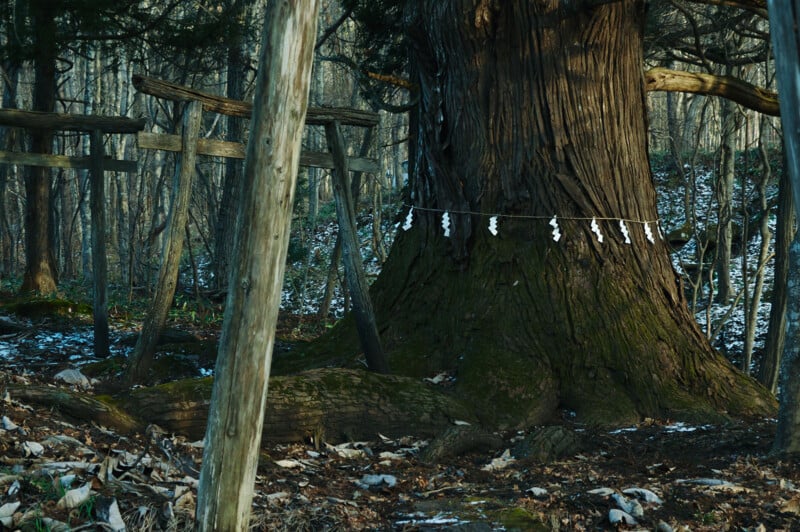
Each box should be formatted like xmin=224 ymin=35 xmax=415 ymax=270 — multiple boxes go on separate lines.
xmin=318 ymin=233 xmax=342 ymax=320
xmin=196 ymin=1 xmax=320 ymax=528
xmin=768 ymin=0 xmax=800 ymax=454
xmin=210 ymin=0 xmax=255 ymax=293
xmin=759 ymin=163 xmax=794 ymax=393
xmin=742 ymin=129 xmax=773 ymax=374
xmin=0 ymin=61 xmax=19 ymax=277
xmin=666 ymin=61 xmax=684 ymax=176
xmin=372 ymin=174 xmax=386 ymax=263
xmin=715 ymin=96 xmax=738 ymax=303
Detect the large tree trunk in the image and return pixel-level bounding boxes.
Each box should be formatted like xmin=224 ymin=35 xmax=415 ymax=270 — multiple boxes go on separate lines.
xmin=324 ymin=0 xmax=775 ymax=428
xmin=768 ymin=0 xmax=800 ymax=455
xmin=20 ymin=0 xmax=58 ymax=294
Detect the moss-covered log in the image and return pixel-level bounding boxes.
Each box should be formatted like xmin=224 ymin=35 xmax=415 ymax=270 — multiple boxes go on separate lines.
xmin=4 ymin=369 xmax=474 ymax=444
xmin=124 ymin=368 xmax=472 ymax=443
xmin=5 ymin=384 xmax=143 ymax=434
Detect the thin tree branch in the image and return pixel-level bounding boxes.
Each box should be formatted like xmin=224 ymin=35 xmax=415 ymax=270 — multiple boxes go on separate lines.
xmin=315 ymin=9 xmax=353 ymax=50
xmin=686 ymin=0 xmax=768 ymax=18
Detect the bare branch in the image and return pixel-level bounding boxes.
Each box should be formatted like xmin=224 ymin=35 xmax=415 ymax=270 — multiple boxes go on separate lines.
xmin=645 ymin=67 xmax=779 ymax=115
xmin=315 ymin=8 xmax=353 ymax=50
xmin=685 ymin=0 xmax=768 ymax=18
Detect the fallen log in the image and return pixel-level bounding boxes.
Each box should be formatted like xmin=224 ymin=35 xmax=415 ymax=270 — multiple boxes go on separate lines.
xmin=5 ymin=384 xmax=143 ymax=434
xmin=5 ymin=369 xmax=474 ymax=444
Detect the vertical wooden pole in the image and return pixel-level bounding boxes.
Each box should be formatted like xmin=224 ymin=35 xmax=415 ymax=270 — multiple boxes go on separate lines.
xmin=123 ymin=100 xmax=202 ymax=385
xmin=325 ymin=121 xmax=389 ymax=373
xmin=196 ymin=0 xmax=320 ymax=528
xmin=89 ymin=129 xmax=109 ymax=357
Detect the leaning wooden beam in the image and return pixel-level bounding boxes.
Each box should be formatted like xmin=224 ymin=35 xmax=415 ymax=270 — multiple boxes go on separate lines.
xmin=0 ymin=109 xmax=146 ymax=133
xmin=0 ymin=150 xmax=137 ymax=173
xmin=132 ymin=74 xmax=380 ymax=127
xmin=123 ymin=101 xmax=203 ymax=386
xmin=644 ymin=67 xmax=780 ymax=116
xmin=326 ymin=120 xmax=389 ymax=374
xmin=137 ymin=131 xmax=381 ymax=173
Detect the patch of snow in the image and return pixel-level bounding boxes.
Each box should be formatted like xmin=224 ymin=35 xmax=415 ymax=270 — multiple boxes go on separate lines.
xmin=663 ymin=422 xmax=712 ymax=433
xmin=357 ymin=474 xmax=397 ymax=489
xmin=395 ymin=512 xmax=470 ymax=527
xmin=654 ymin=162 xmax=778 ymax=368
xmin=609 ymin=426 xmax=638 ymax=434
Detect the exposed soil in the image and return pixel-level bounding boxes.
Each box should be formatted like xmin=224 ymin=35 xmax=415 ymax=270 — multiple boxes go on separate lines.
xmin=0 ymin=315 xmax=797 ymax=531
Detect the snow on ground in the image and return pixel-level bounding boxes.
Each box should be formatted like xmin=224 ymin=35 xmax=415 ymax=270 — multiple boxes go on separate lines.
xmin=280 ymin=210 xmax=399 ymax=320
xmin=653 ymin=162 xmax=778 ymax=371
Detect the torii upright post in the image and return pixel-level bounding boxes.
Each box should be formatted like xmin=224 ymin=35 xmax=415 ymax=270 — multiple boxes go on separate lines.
xmin=89 ymin=128 xmax=109 ymax=357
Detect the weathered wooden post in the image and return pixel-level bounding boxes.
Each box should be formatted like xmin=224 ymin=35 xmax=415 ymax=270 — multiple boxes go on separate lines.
xmin=123 ymin=100 xmax=202 ymax=385
xmin=89 ymin=128 xmax=109 ymax=357
xmin=325 ymin=120 xmax=389 ymax=373
xmin=196 ymin=0 xmax=320 ymax=527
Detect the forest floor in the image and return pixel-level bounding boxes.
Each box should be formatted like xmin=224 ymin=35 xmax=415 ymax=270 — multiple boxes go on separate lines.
xmin=0 ymin=313 xmax=798 ymax=531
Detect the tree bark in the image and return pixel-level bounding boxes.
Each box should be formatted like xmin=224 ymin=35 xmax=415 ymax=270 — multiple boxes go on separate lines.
xmin=5 ymin=384 xmax=142 ymax=435
xmin=318 ymin=233 xmax=343 ymax=320
xmin=123 ymin=101 xmax=202 ymax=385
xmin=742 ymin=134 xmax=773 ymax=374
xmin=0 ymin=61 xmax=20 ymax=276
xmin=212 ymin=0 xmax=251 ymax=292
xmin=768 ymin=0 xmax=800 ymax=454
xmin=714 ymin=96 xmax=737 ymax=303
xmin=20 ymin=0 xmax=58 ymax=295
xmin=316 ymin=0 xmax=775 ymax=428
xmin=196 ymin=1 xmax=320 ymax=529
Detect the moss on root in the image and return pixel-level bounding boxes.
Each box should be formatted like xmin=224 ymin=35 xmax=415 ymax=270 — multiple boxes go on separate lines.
xmin=302 ymin=223 xmax=776 ymax=430
xmin=2 ymin=297 xmax=92 ymax=320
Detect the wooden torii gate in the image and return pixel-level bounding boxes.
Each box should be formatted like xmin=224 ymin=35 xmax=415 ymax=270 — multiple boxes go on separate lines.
xmin=125 ymin=76 xmax=388 ymax=383
xmin=0 ymin=109 xmax=145 ymax=357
